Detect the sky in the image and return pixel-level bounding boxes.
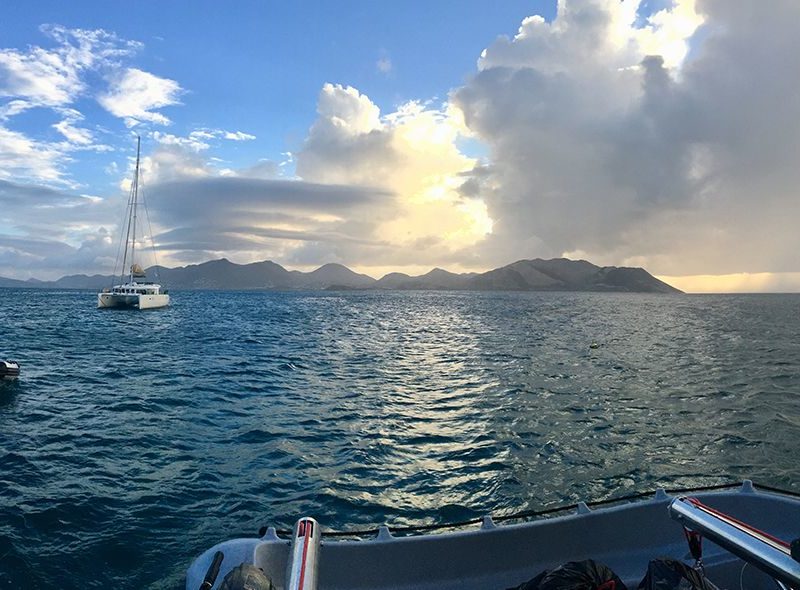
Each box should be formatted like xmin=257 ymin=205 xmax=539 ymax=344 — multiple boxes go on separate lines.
xmin=1 ymin=0 xmax=799 ymax=292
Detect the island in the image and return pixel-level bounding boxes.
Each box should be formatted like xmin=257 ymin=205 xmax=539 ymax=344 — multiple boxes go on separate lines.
xmin=0 ymin=258 xmax=682 ymax=293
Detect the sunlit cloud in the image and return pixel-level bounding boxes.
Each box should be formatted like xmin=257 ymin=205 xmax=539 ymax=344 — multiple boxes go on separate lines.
xmin=659 ymin=273 xmax=800 ymax=294
xmin=294 ymin=84 xmax=492 ymax=273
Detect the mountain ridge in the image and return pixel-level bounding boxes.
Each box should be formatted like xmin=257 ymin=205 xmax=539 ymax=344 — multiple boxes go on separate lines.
xmin=0 ymin=257 xmax=682 ymax=293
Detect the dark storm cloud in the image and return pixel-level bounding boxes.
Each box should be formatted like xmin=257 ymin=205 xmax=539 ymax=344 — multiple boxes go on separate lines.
xmin=0 ymin=230 xmax=115 ymax=276
xmin=0 ymin=178 xmax=121 ymax=279
xmin=148 ymin=177 xmax=388 ymax=226
xmin=128 ymin=173 xmax=397 ymax=268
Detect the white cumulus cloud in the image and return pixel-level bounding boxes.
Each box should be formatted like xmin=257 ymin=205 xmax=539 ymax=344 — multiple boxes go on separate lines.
xmin=52 ymin=108 xmax=94 ymax=145
xmin=98 ymin=67 xmax=182 ymax=127
xmin=0 ymin=25 xmax=179 ymax=185
xmin=0 ymin=24 xmax=140 ymax=108
xmin=224 ymin=130 xmax=256 ymax=141
xmin=0 ymin=126 xmax=69 ymax=184
xmin=452 ymin=0 xmax=800 ymax=277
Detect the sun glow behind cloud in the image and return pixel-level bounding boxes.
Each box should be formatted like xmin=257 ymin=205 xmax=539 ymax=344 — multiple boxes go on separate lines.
xmin=293 ymin=84 xmax=493 ymax=272
xmin=659 ymin=273 xmax=800 ymax=294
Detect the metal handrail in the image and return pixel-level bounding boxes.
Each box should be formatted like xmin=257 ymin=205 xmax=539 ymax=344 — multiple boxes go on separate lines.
xmin=669 ymin=496 xmax=800 ymax=587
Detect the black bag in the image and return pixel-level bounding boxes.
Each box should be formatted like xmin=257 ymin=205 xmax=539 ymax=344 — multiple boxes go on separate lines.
xmin=508 ymin=559 xmax=628 ymax=590
xmin=637 ymin=559 xmax=719 ymax=590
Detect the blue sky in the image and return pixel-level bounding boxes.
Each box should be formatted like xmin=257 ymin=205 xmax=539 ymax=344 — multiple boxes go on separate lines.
xmin=1 ymin=1 xmax=555 ymax=182
xmin=2 ymin=1 xmax=800 ymax=292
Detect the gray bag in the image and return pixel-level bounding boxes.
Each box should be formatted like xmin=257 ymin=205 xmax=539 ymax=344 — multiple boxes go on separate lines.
xmin=218 ymin=563 xmax=275 ymax=590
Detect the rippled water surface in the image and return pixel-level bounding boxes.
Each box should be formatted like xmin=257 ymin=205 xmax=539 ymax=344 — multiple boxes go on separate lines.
xmin=1 ymin=289 xmax=799 ymax=588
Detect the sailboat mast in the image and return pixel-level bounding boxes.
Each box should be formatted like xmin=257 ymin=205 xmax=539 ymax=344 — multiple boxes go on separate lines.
xmin=129 ymin=136 xmax=141 ymax=283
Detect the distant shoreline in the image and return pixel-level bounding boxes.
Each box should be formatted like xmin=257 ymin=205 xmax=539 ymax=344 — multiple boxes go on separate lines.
xmin=0 ymin=257 xmax=681 ymax=294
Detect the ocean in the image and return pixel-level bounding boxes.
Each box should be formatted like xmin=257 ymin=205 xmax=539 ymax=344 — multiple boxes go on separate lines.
xmin=1 ymin=289 xmax=799 ymax=589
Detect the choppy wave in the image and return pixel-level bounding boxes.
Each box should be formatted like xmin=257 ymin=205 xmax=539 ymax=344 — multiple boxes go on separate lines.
xmin=1 ymin=289 xmax=799 ymax=588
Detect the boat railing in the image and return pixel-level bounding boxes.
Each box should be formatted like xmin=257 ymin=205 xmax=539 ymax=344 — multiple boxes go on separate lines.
xmin=258 ymin=481 xmax=773 ymax=540
xmin=669 ymin=495 xmax=800 ymax=588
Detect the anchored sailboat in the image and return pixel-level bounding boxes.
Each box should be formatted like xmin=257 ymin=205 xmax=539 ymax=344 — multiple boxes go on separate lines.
xmin=98 ymin=137 xmax=169 ymax=310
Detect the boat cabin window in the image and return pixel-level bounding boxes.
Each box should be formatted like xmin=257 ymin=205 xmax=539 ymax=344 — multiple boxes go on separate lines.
xmin=110 ymin=286 xmax=159 ymax=295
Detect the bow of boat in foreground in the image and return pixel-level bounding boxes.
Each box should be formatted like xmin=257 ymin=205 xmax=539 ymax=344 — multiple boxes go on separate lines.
xmin=185 ymin=481 xmax=800 ymax=590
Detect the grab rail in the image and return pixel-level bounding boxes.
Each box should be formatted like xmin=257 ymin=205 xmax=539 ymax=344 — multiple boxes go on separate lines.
xmin=669 ymin=496 xmax=800 ymax=587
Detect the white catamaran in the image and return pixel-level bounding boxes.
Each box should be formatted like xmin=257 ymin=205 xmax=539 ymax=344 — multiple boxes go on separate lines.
xmin=98 ymin=137 xmax=169 ymax=310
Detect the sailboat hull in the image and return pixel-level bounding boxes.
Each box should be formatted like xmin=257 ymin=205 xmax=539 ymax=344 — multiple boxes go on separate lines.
xmin=98 ymin=293 xmax=169 ymax=309
xmin=139 ymin=294 xmax=169 ymax=309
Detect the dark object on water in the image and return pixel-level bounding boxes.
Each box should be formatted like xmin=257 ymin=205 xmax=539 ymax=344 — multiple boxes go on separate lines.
xmin=508 ymin=559 xmax=627 ymax=589
xmin=637 ymin=558 xmax=719 ymax=589
xmin=0 ymin=360 xmax=20 ymax=380
xmin=199 ymin=550 xmax=224 ymax=590
xmin=218 ymin=564 xmax=274 ymax=590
